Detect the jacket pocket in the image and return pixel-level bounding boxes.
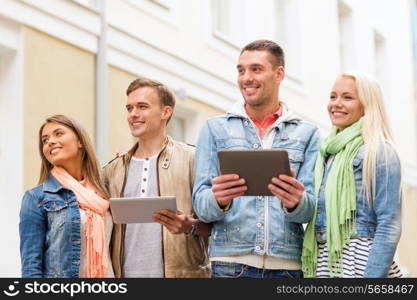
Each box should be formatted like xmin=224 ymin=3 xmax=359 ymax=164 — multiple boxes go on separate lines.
xmin=40 ymin=198 xmax=68 ymax=212
xmin=216 ymin=138 xmax=252 ymax=150
xmin=288 ymin=151 xmax=304 ymax=163
xmin=211 ymin=225 xmax=228 ymax=244
xmin=285 ymin=221 xmax=303 ymax=247
xmin=41 ymin=198 xmax=69 ymax=230
xmin=288 ymin=150 xmax=304 ymax=174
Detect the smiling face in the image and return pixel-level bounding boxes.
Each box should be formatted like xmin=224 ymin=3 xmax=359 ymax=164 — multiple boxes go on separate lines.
xmin=328 ymin=76 xmax=365 ymax=131
xmin=237 ymin=50 xmax=284 ymax=108
xmin=41 ymin=122 xmax=83 ymax=168
xmin=126 ymin=86 xmax=172 ymax=139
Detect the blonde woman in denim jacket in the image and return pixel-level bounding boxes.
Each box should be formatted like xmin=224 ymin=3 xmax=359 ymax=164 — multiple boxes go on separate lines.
xmin=19 ymin=115 xmax=114 ymax=278
xmin=302 ymin=71 xmax=402 ymax=278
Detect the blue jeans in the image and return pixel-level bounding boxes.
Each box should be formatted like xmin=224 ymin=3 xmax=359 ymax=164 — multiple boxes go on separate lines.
xmin=211 ymin=261 xmax=303 ymax=278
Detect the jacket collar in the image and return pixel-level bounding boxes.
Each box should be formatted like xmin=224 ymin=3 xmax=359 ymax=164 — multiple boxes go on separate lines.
xmin=42 ymin=173 xmax=65 ymax=193
xmin=226 ymin=100 xmax=301 ymax=125
xmin=159 ymin=136 xmax=174 ymax=169
xmin=124 ymin=135 xmax=174 ymax=169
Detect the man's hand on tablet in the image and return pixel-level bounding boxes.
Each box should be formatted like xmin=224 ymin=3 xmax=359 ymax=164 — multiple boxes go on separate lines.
xmin=152 ymin=209 xmax=193 ymax=234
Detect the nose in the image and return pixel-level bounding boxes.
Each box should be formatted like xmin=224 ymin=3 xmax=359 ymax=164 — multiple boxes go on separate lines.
xmin=129 ymin=107 xmax=139 ymax=119
xmin=243 ymin=71 xmax=253 ymax=83
xmin=240 ymin=70 xmax=253 ymax=84
xmin=332 ymin=96 xmax=343 ymax=106
xmin=47 ymin=136 xmax=57 ymax=147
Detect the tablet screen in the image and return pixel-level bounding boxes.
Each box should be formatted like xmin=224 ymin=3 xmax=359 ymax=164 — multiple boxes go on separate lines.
xmin=217 ymin=149 xmax=291 ymax=196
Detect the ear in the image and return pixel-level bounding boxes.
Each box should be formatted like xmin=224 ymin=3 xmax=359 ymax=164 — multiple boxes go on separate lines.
xmin=162 ymin=106 xmax=173 ymax=121
xmin=275 ymin=66 xmax=285 ymax=83
xmin=78 ymin=140 xmax=83 ymax=149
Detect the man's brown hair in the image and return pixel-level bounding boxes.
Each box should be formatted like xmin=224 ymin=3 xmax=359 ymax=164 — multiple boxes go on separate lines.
xmin=241 ymin=39 xmax=285 ymax=68
xmin=126 ymin=77 xmax=176 ymax=108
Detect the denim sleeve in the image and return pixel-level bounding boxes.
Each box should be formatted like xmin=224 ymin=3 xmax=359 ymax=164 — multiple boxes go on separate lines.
xmin=284 ymin=127 xmax=320 ymax=223
xmin=189 ymin=147 xmax=196 ymax=194
xmin=19 ymin=190 xmax=46 ymax=278
xmin=192 ymin=121 xmax=228 ymax=223
xmin=364 ymin=145 xmax=402 ymax=277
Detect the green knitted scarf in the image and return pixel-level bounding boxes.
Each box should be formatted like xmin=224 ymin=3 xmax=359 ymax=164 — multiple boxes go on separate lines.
xmin=302 ymin=120 xmax=364 ymax=277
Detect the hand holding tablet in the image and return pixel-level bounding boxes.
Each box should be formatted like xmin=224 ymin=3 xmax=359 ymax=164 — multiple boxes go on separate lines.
xmin=269 ymin=168 xmax=305 ymax=210
xmin=211 ymin=174 xmax=247 ymax=207
xmin=152 ymin=209 xmax=193 ymax=234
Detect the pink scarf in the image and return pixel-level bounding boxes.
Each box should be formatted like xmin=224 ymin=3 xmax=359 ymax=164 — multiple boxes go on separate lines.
xmin=51 ymin=166 xmax=109 ymax=278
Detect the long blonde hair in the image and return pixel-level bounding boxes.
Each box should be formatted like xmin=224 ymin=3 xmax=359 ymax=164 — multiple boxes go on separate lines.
xmin=341 ymin=71 xmax=396 ymax=204
xmin=38 ymin=114 xmax=109 ymax=199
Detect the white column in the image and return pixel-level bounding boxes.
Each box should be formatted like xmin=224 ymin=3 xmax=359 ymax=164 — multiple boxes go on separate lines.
xmin=0 ymin=17 xmax=23 ymax=277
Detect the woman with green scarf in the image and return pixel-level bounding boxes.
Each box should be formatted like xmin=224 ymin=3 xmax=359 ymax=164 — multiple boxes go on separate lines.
xmin=302 ymin=71 xmax=402 ymax=278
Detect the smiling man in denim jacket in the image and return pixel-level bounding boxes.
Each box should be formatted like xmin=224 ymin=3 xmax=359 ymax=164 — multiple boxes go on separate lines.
xmin=192 ymin=40 xmax=320 ymax=278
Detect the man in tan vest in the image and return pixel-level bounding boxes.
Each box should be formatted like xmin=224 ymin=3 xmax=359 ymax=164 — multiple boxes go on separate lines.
xmin=103 ymin=78 xmax=210 ymax=278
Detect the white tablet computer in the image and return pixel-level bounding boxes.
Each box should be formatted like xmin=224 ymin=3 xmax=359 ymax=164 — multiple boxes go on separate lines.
xmin=110 ymin=196 xmax=177 ymax=224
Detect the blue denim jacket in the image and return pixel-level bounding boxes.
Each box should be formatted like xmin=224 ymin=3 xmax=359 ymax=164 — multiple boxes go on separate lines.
xmin=314 ymin=144 xmax=402 ymax=277
xmin=192 ymin=104 xmax=320 ymax=261
xmin=19 ymin=174 xmax=81 ymax=278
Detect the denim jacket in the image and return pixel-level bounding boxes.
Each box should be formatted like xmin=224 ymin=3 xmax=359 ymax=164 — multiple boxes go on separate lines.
xmin=314 ymin=144 xmax=402 ymax=277
xmin=192 ymin=103 xmax=320 ymax=261
xmin=19 ymin=174 xmax=81 ymax=278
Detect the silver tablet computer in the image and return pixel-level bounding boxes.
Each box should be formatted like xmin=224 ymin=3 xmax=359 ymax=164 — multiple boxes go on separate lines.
xmin=218 ymin=149 xmax=291 ymax=196
xmin=110 ymin=196 xmax=177 ymax=224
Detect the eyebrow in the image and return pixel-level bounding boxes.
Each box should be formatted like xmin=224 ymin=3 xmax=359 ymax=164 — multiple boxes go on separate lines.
xmin=41 ymin=128 xmax=63 ymax=139
xmin=331 ymin=91 xmax=354 ymax=95
xmin=126 ymin=101 xmax=149 ymax=108
xmin=237 ymin=63 xmax=264 ymax=69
